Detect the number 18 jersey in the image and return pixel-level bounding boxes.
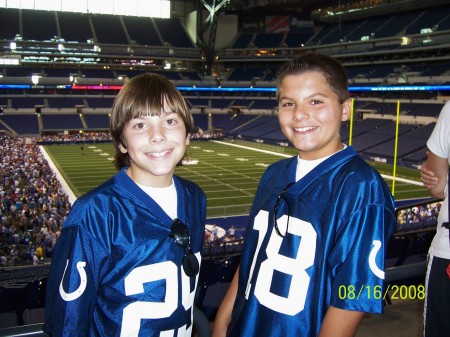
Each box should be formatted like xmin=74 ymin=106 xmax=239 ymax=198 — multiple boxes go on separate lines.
xmin=228 ymin=147 xmax=396 ymax=337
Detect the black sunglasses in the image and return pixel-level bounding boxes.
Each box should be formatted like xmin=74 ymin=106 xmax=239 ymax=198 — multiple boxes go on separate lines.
xmin=169 ymin=219 xmax=200 ymax=277
xmin=273 ymin=182 xmax=295 ymax=238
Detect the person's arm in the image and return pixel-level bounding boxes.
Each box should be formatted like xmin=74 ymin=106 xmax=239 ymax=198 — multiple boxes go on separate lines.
xmin=421 ymin=151 xmax=448 ymax=199
xmin=420 ymin=165 xmax=439 ymax=190
xmin=211 ymin=266 xmax=240 ymax=337
xmin=317 ymin=306 xmax=364 ymax=337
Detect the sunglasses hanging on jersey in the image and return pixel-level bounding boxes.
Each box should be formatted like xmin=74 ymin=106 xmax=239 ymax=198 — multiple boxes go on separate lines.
xmin=273 ymin=182 xmax=295 ymax=238
xmin=169 ymin=219 xmax=200 ymax=277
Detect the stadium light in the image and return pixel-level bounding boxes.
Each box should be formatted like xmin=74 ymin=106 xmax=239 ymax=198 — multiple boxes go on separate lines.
xmin=31 ymin=74 xmax=41 ymax=86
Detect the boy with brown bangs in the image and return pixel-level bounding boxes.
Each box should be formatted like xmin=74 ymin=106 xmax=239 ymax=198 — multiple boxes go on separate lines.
xmin=44 ymin=73 xmax=206 ymax=336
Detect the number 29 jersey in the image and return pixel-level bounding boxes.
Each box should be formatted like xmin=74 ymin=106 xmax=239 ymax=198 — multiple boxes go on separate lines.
xmin=228 ymin=146 xmax=396 ymax=337
xmin=43 ymin=169 xmax=206 ymax=337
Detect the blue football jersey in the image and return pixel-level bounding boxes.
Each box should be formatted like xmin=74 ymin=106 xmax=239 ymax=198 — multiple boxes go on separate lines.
xmin=44 ymin=169 xmax=206 ymax=337
xmin=228 ymin=147 xmax=396 ymax=337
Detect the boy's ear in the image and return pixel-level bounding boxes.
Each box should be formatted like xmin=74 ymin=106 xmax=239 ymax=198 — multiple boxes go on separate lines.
xmin=185 ymin=133 xmax=190 ymax=146
xmin=341 ymin=99 xmax=351 ymax=122
xmin=118 ymin=143 xmax=127 ymax=154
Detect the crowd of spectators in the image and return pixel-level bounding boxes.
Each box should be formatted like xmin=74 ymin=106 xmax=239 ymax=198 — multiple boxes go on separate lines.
xmin=37 ymin=130 xmax=224 ymax=145
xmin=38 ymin=131 xmax=112 ymax=144
xmin=0 ymin=135 xmax=72 ymax=267
xmin=396 ymin=201 xmax=442 ymax=232
xmin=0 ymin=130 xmax=224 ymax=268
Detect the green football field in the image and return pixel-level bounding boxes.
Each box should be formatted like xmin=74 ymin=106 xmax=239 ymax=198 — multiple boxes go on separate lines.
xmin=43 ymin=140 xmax=430 ymax=218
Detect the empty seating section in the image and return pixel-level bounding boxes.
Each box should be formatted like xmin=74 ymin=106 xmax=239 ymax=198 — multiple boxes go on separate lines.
xmin=365 ymin=123 xmax=434 ymax=158
xmin=229 ymin=99 xmax=250 ymax=109
xmin=399 ymin=103 xmax=442 ymax=117
xmin=240 ymin=116 xmax=280 ymax=138
xmin=228 ymin=115 xmax=272 ymax=136
xmin=249 ymin=99 xmax=277 ymax=110
xmin=123 ymin=16 xmax=162 ymax=46
xmin=231 ymin=33 xmax=254 ymax=48
xmin=41 ymin=114 xmax=83 ymax=130
xmin=90 ymin=14 xmax=128 ymax=44
xmin=227 ymin=67 xmax=264 ymax=82
xmin=263 ymin=128 xmax=287 ymax=142
xmin=11 ymin=97 xmax=45 ymax=109
xmin=47 ymin=97 xmax=85 ymax=109
xmin=252 ymin=33 xmax=284 ymax=48
xmin=0 ymin=8 xmax=20 ymax=40
xmin=284 ymin=32 xmax=313 ymax=47
xmin=340 ymin=119 xmax=386 ymax=146
xmin=44 ymin=68 xmax=79 ymax=78
xmin=79 ymin=69 xmax=115 ymax=79
xmin=193 ymin=114 xmax=208 ymax=131
xmin=418 ymin=63 xmax=449 ymax=77
xmin=0 ymin=97 xmax=8 ymax=107
xmin=187 ymin=98 xmax=209 ymax=109
xmin=296 ymin=6 xmax=450 ymax=46
xmin=0 ymin=115 xmax=40 ymax=134
xmin=405 ymin=8 xmax=448 ymax=35
xmin=180 ymin=72 xmax=202 ymax=81
xmin=211 ymin=99 xmax=231 ymax=109
xmin=153 ymin=18 xmax=193 ymax=48
xmin=85 ymin=97 xmax=115 ymax=109
xmin=83 ymin=114 xmax=110 ymax=129
xmin=22 ymin=10 xmax=58 ymax=41
xmin=57 ymin=12 xmax=93 ymax=42
xmin=351 ymin=120 xmax=403 ymax=152
xmin=156 ymin=71 xmax=182 ymax=81
xmin=211 ymin=114 xmax=256 ymax=134
xmin=346 ymin=17 xmax=385 ymax=41
xmin=5 ymin=68 xmax=42 ymax=78
xmin=320 ymin=20 xmax=363 ymax=44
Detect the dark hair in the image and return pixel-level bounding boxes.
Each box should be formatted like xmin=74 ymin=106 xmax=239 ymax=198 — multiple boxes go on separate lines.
xmin=110 ymin=73 xmax=193 ymax=170
xmin=276 ymin=52 xmax=349 ymax=104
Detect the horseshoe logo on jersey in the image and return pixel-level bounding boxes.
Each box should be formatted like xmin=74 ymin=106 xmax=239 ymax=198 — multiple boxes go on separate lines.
xmin=59 ymin=260 xmax=88 ymax=301
xmin=368 ymin=240 xmax=384 ymax=279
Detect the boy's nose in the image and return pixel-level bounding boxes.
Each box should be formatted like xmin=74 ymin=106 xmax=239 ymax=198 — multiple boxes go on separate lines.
xmin=293 ymin=106 xmax=308 ymax=121
xmin=149 ymin=127 xmax=165 ymax=143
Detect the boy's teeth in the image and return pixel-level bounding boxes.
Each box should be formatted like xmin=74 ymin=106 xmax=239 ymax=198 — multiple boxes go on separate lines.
xmin=295 ymin=126 xmax=315 ymax=132
xmin=150 ymin=150 xmax=169 ymax=157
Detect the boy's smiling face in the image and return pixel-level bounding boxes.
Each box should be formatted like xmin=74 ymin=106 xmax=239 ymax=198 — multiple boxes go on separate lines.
xmin=277 ymin=71 xmax=350 ymax=160
xmin=119 ymin=112 xmax=189 ymax=187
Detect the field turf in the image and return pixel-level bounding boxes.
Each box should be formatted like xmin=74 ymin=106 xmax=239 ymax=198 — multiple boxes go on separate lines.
xmin=43 ymin=140 xmax=430 ymax=218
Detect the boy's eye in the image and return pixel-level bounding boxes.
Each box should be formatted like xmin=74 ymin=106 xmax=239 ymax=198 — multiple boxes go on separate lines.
xmin=165 ymin=118 xmax=178 ymax=126
xmin=280 ymin=101 xmax=294 ymax=108
xmin=311 ymin=99 xmax=323 ymax=105
xmin=134 ymin=122 xmax=145 ymax=129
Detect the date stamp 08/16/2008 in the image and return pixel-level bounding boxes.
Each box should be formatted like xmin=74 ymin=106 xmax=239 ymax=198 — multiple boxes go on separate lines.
xmin=338 ymin=284 xmax=425 ymax=301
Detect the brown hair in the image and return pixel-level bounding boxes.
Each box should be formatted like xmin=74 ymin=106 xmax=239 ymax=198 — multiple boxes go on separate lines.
xmin=276 ymin=52 xmax=349 ymax=104
xmin=110 ymin=73 xmax=193 ymax=169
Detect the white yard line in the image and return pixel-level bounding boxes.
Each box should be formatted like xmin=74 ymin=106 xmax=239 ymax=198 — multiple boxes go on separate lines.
xmin=39 ymin=145 xmax=78 ymax=205
xmin=213 ymin=140 xmax=422 ymax=186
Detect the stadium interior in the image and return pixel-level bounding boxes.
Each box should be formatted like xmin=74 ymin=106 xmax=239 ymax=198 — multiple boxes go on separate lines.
xmin=0 ymin=0 xmax=449 ymax=335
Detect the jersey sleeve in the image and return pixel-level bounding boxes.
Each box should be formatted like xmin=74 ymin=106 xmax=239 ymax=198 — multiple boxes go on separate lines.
xmin=329 ymin=203 xmax=396 ymax=313
xmin=44 ymin=224 xmax=109 ymax=336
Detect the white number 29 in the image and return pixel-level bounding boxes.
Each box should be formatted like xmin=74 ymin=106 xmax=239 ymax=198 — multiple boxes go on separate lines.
xmin=246 ymin=210 xmax=317 ymax=316
xmin=121 ymin=258 xmax=197 ymax=337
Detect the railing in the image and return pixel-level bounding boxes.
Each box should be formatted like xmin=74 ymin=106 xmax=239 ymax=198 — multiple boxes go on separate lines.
xmin=0 ymin=306 xmax=211 ymax=337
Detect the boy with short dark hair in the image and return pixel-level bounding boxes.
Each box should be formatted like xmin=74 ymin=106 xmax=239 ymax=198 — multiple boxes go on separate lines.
xmin=212 ymin=53 xmax=396 ymax=337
